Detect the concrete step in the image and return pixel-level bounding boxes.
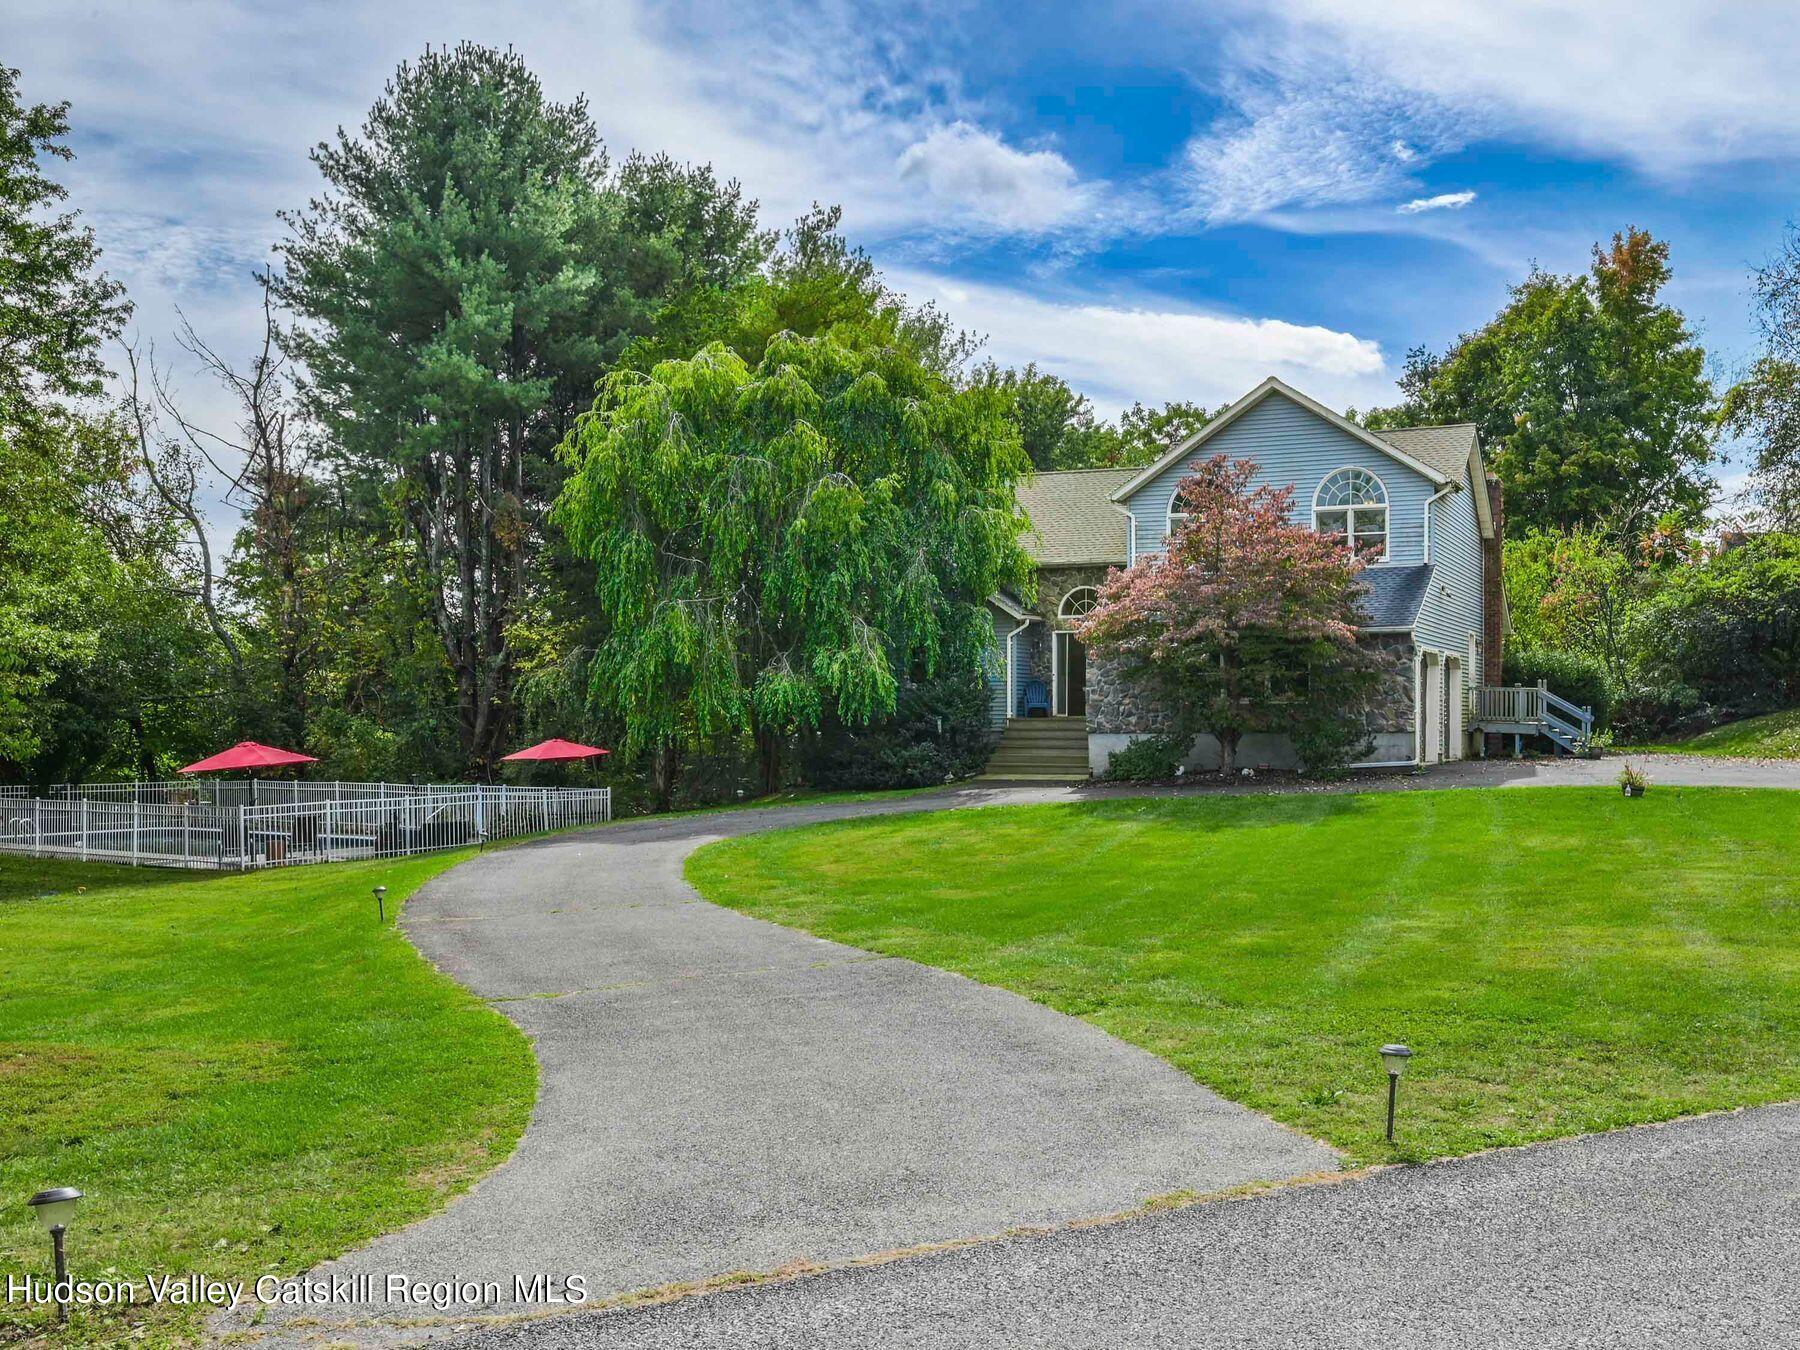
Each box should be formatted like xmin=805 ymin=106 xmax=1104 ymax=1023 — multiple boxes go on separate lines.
xmin=996 ymin=726 xmax=1089 ymax=743
xmin=988 ymin=717 xmax=1089 ymax=780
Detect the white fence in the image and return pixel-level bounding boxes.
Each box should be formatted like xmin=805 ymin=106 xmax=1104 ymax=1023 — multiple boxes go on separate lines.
xmin=0 ymin=784 xmax=612 ymax=870
xmin=45 ymin=778 xmax=503 ymax=810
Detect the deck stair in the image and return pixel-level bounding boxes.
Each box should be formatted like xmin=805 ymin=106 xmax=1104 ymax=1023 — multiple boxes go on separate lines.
xmin=980 ymin=717 xmax=1090 ymax=782
xmin=1472 ymin=683 xmax=1595 ymax=756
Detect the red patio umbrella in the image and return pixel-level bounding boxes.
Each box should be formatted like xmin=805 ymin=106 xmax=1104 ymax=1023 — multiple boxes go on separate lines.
xmin=178 ymin=741 xmax=320 ymax=774
xmin=500 ymin=738 xmax=612 ymax=762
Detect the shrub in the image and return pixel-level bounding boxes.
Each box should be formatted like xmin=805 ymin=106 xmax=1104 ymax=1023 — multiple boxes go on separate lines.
xmin=799 ymin=672 xmax=995 ymax=790
xmin=1289 ymin=710 xmax=1374 ymax=778
xmin=1634 ymin=534 xmax=1800 ymax=712
xmin=1503 ymin=647 xmax=1614 ymax=727
xmin=1611 ymin=681 xmax=1704 ymax=740
xmin=1104 ymin=734 xmax=1187 ymax=781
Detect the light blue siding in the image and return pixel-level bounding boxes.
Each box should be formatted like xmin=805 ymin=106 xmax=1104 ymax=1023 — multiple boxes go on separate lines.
xmin=1122 ymin=394 xmax=1438 ymax=566
xmin=1414 ymin=464 xmax=1485 ymax=685
xmin=983 ymin=606 xmax=1009 ymax=729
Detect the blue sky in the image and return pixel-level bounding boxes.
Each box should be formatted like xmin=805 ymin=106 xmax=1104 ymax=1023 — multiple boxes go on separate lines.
xmin=14 ymin=0 xmax=1800 ymax=496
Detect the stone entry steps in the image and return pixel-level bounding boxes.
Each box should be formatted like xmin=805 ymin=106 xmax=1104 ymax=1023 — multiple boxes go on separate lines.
xmin=979 ymin=718 xmax=1090 ymax=782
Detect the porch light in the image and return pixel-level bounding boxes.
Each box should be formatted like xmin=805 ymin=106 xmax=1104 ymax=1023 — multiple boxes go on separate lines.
xmin=373 ymin=885 xmax=387 ymax=922
xmin=26 ymin=1187 xmax=82 ymax=1323
xmin=1379 ymin=1043 xmax=1413 ymax=1142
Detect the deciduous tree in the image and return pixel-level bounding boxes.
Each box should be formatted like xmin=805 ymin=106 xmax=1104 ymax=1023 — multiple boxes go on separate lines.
xmin=278 ymin=44 xmax=767 ymax=773
xmin=1368 ymin=228 xmax=1716 ymax=539
xmin=555 ymin=332 xmax=1035 ymax=805
xmin=1077 ymin=455 xmax=1380 ymax=775
xmin=1723 ymin=225 xmax=1800 ymax=528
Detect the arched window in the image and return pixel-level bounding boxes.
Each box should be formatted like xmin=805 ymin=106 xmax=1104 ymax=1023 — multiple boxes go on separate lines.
xmin=1059 ymin=586 xmax=1099 ymax=621
xmin=1313 ymin=467 xmax=1388 ymax=559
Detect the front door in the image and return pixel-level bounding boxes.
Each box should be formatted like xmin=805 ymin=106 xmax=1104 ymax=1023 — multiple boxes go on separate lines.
xmin=1054 ymin=631 xmax=1087 ymax=717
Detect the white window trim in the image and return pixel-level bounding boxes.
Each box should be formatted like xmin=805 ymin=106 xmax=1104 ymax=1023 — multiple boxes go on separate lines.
xmin=1058 ymin=586 xmax=1099 ymax=623
xmin=1313 ymin=466 xmax=1392 ymax=564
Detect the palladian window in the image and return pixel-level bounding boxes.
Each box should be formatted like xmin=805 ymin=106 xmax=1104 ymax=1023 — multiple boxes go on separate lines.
xmin=1313 ymin=467 xmax=1388 ymax=559
xmin=1059 ymin=586 xmax=1099 ymax=620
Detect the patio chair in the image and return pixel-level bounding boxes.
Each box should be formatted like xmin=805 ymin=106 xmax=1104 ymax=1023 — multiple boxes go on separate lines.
xmin=1019 ymin=679 xmax=1051 ymax=717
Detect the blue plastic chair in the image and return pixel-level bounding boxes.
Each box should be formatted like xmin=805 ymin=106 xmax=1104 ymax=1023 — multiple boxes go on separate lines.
xmin=1020 ymin=679 xmax=1051 ymax=717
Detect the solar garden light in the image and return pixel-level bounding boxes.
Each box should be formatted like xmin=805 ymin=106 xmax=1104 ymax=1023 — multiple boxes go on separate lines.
xmin=26 ymin=1187 xmax=82 ymax=1323
xmin=373 ymin=885 xmax=387 ymax=923
xmin=1379 ymin=1044 xmax=1414 ymax=1142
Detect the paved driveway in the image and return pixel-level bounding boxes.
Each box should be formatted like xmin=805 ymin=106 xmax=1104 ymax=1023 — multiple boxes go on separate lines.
xmin=446 ymin=1103 xmax=1800 ymax=1350
xmin=225 ymin=761 xmax=1800 ymax=1344
xmin=231 ymin=787 xmax=1334 ymax=1339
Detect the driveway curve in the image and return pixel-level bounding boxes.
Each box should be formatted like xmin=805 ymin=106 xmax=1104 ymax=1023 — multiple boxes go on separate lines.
xmin=250 ymin=786 xmax=1336 ymax=1332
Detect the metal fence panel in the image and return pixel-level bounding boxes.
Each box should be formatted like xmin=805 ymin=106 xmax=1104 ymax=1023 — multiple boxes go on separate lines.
xmin=0 ymin=784 xmax=611 ymax=871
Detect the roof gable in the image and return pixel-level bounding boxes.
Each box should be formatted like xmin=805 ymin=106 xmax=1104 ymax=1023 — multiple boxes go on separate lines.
xmin=1373 ymin=423 xmax=1479 ymax=481
xmin=1016 ymin=467 xmax=1134 ymax=566
xmin=1109 ymin=377 xmax=1453 ymax=504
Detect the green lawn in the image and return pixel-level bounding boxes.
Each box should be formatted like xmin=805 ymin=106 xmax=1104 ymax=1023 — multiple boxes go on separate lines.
xmin=0 ymin=850 xmax=536 ymax=1345
xmin=1632 ymin=707 xmax=1800 ymax=758
xmin=688 ymin=787 xmax=1800 ymax=1167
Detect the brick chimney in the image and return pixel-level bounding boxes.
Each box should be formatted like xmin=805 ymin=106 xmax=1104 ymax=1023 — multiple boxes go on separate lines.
xmin=1481 ymin=473 xmax=1505 ymax=682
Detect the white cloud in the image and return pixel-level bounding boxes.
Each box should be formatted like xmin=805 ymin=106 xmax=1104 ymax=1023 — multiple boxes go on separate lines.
xmin=1187 ymin=83 xmax=1457 ymax=221
xmin=8 ymin=0 xmax=1116 ymax=540
xmin=891 ymin=270 xmax=1393 ymax=416
xmin=896 ymin=123 xmax=1088 ymax=233
xmin=1398 ymin=190 xmax=1476 ymax=215
xmin=1277 ymin=0 xmax=1800 ymax=170
xmin=1185 ymin=0 xmax=1800 ymax=221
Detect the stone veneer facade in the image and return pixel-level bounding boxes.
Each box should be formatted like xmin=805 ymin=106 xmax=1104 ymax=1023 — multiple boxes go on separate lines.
xmin=1084 ymin=630 xmax=1418 ymax=774
xmin=1012 ymin=564 xmax=1116 ymax=698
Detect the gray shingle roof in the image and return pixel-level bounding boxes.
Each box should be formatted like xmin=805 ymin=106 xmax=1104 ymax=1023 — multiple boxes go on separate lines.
xmin=1016 ymin=468 xmax=1134 ymax=565
xmin=1374 ymin=424 xmax=1480 ymax=482
xmin=1359 ymin=563 xmax=1435 ymax=629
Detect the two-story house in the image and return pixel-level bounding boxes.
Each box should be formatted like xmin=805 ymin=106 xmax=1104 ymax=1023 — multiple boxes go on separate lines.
xmin=985 ymin=376 xmax=1513 ymax=778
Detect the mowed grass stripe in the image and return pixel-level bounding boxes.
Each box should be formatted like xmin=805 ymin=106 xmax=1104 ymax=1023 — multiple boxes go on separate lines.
xmin=687 ymin=787 xmax=1800 ymax=1165
xmin=0 ymin=850 xmax=535 ymax=1344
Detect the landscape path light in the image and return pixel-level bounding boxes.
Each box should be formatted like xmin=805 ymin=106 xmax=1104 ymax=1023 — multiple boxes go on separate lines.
xmin=374 ymin=884 xmax=387 ymax=923
xmin=1380 ymin=1043 xmax=1413 ymax=1142
xmin=26 ymin=1187 xmax=82 ymax=1323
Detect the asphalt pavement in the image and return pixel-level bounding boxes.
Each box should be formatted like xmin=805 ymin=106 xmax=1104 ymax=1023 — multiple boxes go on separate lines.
xmin=446 ymin=1103 xmax=1800 ymax=1350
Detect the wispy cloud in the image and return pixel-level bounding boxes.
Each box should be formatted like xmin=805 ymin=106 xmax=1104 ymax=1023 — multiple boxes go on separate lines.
xmin=1281 ymin=0 xmax=1800 ymax=170
xmin=1183 ymin=69 xmax=1463 ymax=223
xmin=1398 ymin=190 xmax=1476 ymax=215
xmin=1182 ymin=0 xmax=1800 ymax=224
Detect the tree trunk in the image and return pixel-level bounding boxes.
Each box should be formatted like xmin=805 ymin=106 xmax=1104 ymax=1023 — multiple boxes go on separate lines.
xmin=756 ymin=726 xmax=784 ymax=795
xmin=1218 ymin=645 xmax=1242 ymax=776
xmin=651 ymin=740 xmax=680 ymax=813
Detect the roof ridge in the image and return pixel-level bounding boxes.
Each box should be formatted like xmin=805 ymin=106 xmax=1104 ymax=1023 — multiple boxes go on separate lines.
xmin=1027 ymin=466 xmax=1139 ymax=476
xmin=1375 ymin=422 xmax=1480 ymax=433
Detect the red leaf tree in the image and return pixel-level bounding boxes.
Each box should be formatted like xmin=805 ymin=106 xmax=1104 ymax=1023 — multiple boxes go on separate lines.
xmin=1077 ymin=455 xmax=1382 ymax=775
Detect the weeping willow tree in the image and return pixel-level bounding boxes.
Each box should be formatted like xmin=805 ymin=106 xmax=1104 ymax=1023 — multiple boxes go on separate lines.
xmin=554 ymin=332 xmax=1034 ymax=804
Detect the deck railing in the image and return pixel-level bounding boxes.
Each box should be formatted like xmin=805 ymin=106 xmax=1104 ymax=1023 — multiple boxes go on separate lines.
xmin=1471 ymin=682 xmax=1594 ymax=751
xmin=0 ymin=784 xmax=612 ymax=870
